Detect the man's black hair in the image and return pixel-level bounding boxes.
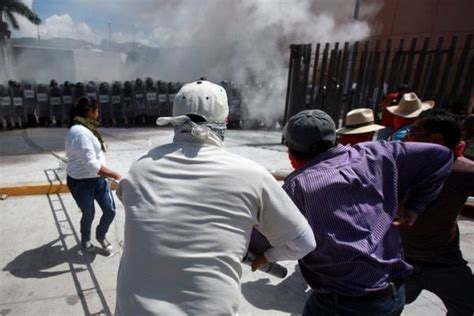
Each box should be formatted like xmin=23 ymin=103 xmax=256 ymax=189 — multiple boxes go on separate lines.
xmin=417 ymin=108 xmax=461 ymax=150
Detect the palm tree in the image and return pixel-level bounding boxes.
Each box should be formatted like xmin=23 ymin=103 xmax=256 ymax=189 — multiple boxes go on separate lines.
xmin=0 ymin=0 xmax=41 ymax=80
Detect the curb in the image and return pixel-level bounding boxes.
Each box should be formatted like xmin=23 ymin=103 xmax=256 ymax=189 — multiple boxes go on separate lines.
xmin=0 ymin=181 xmax=119 ymax=197
xmin=0 ymin=171 xmax=289 ymax=198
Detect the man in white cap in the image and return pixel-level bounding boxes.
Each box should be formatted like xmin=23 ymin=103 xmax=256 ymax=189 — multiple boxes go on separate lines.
xmin=337 ymin=108 xmax=385 ymax=145
xmin=385 ymin=92 xmax=434 ymax=141
xmin=115 ymin=79 xmax=315 ymax=315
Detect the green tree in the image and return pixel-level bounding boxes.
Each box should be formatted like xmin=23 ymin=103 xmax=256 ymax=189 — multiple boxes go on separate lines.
xmin=0 ymin=0 xmax=41 ymax=79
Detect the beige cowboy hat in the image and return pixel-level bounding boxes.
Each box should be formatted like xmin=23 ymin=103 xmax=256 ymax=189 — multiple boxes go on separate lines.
xmin=337 ymin=108 xmax=385 ymax=135
xmin=386 ymin=92 xmax=435 ymax=118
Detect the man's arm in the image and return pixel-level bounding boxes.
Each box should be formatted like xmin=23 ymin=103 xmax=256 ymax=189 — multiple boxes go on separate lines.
xmin=252 ymin=170 xmax=314 ymax=267
xmin=252 ymin=225 xmax=315 ymax=271
xmin=389 ymin=141 xmax=454 ymax=215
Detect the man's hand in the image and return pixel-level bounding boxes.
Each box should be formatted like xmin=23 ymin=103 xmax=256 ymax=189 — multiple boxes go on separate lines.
xmin=393 ymin=205 xmax=418 ymax=227
xmin=251 ymin=253 xmax=269 ymax=272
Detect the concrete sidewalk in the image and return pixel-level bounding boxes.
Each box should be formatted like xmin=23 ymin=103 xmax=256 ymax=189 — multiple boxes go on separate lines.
xmin=1 ymin=128 xmax=472 ymax=315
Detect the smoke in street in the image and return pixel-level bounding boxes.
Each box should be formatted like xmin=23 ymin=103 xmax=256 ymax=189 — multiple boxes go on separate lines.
xmin=3 ymin=0 xmax=383 ymax=125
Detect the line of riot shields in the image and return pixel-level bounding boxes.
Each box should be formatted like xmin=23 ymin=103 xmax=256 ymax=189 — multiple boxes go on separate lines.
xmin=0 ymin=78 xmax=244 ymax=129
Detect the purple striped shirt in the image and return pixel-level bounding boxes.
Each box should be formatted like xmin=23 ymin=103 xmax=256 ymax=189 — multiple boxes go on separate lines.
xmin=283 ymin=141 xmax=453 ymax=295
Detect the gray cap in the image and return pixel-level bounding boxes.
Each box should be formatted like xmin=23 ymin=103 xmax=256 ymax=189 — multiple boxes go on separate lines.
xmin=283 ymin=109 xmax=336 ymax=152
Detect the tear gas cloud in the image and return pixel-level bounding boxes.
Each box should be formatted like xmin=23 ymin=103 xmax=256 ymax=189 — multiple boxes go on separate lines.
xmin=6 ymin=0 xmax=382 ymax=125
xmin=138 ymin=0 xmax=378 ymax=124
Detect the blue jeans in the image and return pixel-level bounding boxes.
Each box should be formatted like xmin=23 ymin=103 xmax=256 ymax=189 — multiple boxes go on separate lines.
xmin=303 ymin=284 xmax=405 ymax=316
xmin=67 ymin=176 xmax=116 ymax=242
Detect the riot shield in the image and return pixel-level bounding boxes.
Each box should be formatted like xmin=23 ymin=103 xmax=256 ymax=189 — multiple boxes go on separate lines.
xmin=98 ymin=82 xmax=112 ymax=126
xmin=86 ymin=81 xmax=97 ymax=101
xmin=134 ymin=78 xmax=147 ymax=126
xmin=62 ymin=81 xmax=74 ymax=126
xmin=22 ymin=82 xmax=37 ymax=127
xmin=36 ymin=84 xmax=51 ymax=127
xmin=74 ymin=82 xmax=86 ymax=100
xmin=11 ymin=81 xmax=26 ymax=128
xmin=111 ymin=81 xmax=125 ymax=126
xmin=123 ymin=81 xmax=134 ymax=126
xmin=0 ymin=84 xmax=12 ymax=129
xmin=145 ymin=77 xmax=158 ymax=125
xmin=49 ymin=80 xmax=63 ymax=127
xmin=157 ymin=80 xmax=169 ymax=118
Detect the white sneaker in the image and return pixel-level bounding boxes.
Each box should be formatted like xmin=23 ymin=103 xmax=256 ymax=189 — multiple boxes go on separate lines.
xmin=81 ymin=241 xmax=95 ymax=253
xmin=97 ymin=238 xmax=113 ymax=251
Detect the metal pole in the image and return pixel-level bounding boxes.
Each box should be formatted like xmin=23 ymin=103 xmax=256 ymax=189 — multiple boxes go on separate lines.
xmin=132 ymin=24 xmax=136 ymax=51
xmin=108 ymin=22 xmax=111 ymax=47
xmin=354 ymin=0 xmax=360 ymax=20
xmin=36 ymin=25 xmax=41 ymax=46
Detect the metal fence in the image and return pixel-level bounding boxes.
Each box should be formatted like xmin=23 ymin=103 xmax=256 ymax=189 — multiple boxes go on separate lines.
xmin=283 ymin=34 xmax=474 ymax=126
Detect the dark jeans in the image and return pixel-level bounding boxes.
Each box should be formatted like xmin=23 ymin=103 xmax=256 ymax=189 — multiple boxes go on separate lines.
xmin=405 ymin=251 xmax=474 ymax=316
xmin=67 ymin=176 xmax=116 ymax=242
xmin=303 ymin=285 xmax=405 ymax=316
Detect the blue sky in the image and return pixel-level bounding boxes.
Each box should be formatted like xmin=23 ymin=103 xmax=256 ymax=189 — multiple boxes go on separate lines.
xmin=13 ymin=0 xmax=372 ymax=50
xmin=14 ymin=0 xmax=163 ymax=45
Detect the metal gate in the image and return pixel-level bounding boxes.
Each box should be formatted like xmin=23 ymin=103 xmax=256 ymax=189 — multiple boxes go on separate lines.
xmin=284 ymin=34 xmax=474 ymax=126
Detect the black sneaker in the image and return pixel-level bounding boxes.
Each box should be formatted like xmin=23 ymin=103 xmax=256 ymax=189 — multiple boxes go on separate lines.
xmin=81 ymin=241 xmax=95 ymax=253
xmin=97 ymin=238 xmax=113 ymax=251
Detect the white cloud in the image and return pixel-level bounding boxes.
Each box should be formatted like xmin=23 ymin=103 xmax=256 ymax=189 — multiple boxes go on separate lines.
xmin=13 ymin=14 xmax=99 ymax=43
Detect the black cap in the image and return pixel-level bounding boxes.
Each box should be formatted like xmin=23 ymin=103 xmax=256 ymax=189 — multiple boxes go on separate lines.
xmin=283 ymin=109 xmax=336 ymax=153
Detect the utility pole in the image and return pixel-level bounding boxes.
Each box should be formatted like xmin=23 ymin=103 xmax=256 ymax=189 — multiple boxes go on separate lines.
xmin=354 ymin=0 xmax=360 ymax=20
xmin=108 ymin=22 xmax=111 ymax=47
xmin=36 ymin=25 xmax=41 ymax=46
xmin=132 ymin=24 xmax=136 ymax=51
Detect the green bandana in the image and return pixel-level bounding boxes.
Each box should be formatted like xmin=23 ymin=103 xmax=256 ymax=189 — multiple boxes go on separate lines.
xmin=73 ymin=116 xmax=106 ymax=152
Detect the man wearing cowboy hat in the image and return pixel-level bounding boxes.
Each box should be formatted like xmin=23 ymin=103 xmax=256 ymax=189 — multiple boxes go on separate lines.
xmin=385 ymin=92 xmax=435 ymax=141
xmin=337 ymin=108 xmax=385 ymax=145
xmin=282 ymin=109 xmax=453 ymax=315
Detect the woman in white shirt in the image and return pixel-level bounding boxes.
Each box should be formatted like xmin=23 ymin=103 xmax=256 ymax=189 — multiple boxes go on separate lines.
xmin=65 ymin=96 xmax=122 ymax=252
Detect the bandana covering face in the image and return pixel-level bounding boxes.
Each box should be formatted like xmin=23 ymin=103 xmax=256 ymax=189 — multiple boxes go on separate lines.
xmin=73 ymin=116 xmax=106 ymax=151
xmin=157 ymin=115 xmax=226 ymax=141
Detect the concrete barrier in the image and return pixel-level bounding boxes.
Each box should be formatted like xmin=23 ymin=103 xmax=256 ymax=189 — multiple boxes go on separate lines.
xmin=0 ymin=171 xmax=289 ymax=197
xmin=0 ymin=180 xmax=119 ymax=197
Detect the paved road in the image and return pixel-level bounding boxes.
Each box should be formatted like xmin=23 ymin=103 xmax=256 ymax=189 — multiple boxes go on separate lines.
xmin=1 ymin=128 xmax=472 ymax=315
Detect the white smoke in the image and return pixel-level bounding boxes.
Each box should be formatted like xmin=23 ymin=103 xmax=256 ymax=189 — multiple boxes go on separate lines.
xmin=138 ymin=0 xmax=375 ymax=124
xmin=8 ymin=0 xmax=382 ymax=124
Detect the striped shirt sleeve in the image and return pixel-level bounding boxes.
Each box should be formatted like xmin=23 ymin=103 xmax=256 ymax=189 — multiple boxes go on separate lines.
xmin=388 ymin=141 xmax=454 ymax=214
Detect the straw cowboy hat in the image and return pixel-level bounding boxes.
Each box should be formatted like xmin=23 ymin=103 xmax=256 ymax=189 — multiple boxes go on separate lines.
xmin=337 ymin=108 xmax=385 ymax=135
xmin=386 ymin=93 xmax=435 ymax=118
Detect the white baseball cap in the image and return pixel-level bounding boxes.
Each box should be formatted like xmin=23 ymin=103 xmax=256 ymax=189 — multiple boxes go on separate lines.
xmin=172 ymin=79 xmax=229 ymax=123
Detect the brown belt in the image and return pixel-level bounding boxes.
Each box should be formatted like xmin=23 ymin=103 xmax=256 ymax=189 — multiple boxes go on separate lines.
xmin=316 ymin=280 xmax=403 ymax=303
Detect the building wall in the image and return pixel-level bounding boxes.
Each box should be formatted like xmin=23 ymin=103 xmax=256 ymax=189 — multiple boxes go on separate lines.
xmin=10 ymin=45 xmax=124 ymax=83
xmin=73 ymin=49 xmax=123 ymax=82
xmin=369 ymin=0 xmax=474 ymax=41
xmin=11 ymin=46 xmax=76 ymax=83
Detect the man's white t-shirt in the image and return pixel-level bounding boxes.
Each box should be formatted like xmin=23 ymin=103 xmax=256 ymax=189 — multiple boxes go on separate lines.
xmin=65 ymin=125 xmax=105 ymax=179
xmin=116 ymin=132 xmax=309 ymax=315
